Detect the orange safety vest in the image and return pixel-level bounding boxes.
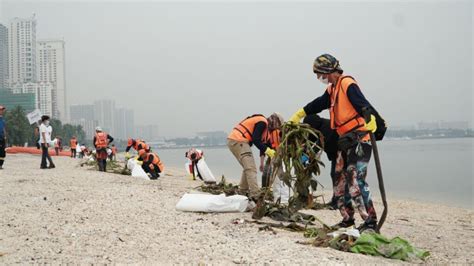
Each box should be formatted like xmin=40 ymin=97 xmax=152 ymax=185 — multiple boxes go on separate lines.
xmin=111 ymin=146 xmax=117 ymax=155
xmin=327 ymin=76 xmax=369 ymax=138
xmin=95 ymin=132 xmax=108 ymax=148
xmin=265 ymin=129 xmax=281 ymax=149
xmin=228 ymin=114 xmax=268 ymax=143
xmin=146 ymin=153 xmax=164 ymax=172
xmin=70 ymin=139 xmax=77 ymax=149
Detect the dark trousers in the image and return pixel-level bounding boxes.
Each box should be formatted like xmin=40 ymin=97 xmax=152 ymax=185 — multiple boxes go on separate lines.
xmin=0 ymin=138 xmax=5 ymax=167
xmin=41 ymin=144 xmax=54 ymax=168
xmin=71 ymin=149 xmax=76 ymax=158
xmin=142 ymin=164 xmax=161 ymax=179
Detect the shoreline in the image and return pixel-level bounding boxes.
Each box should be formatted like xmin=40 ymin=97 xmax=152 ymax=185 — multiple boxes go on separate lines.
xmin=0 ymin=154 xmax=472 ymax=264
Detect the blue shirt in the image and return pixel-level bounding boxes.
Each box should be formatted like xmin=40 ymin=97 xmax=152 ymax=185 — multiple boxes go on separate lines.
xmin=0 ymin=117 xmax=5 ymax=138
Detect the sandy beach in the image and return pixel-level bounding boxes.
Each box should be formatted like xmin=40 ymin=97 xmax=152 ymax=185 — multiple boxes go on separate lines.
xmin=0 ymin=154 xmax=472 ymax=264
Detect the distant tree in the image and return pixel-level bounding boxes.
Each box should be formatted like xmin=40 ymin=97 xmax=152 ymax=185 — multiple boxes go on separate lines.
xmin=4 ymin=106 xmax=32 ymax=146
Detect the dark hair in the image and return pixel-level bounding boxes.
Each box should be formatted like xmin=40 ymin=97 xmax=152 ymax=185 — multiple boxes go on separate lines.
xmin=41 ymin=115 xmax=50 ymax=121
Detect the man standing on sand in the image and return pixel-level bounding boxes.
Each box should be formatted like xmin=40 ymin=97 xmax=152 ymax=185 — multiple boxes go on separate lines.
xmin=0 ymin=105 xmax=7 ymax=170
xmin=39 ymin=115 xmax=55 ymax=169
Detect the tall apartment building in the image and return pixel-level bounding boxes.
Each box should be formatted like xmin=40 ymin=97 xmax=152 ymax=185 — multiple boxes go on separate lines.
xmin=11 ymin=82 xmax=53 ymax=116
xmin=0 ymin=23 xmax=7 ymax=88
xmin=70 ymin=104 xmax=98 ymax=140
xmin=115 ymin=108 xmax=135 ymax=140
xmin=8 ymin=15 xmax=37 ymax=86
xmin=93 ymin=99 xmax=116 ymax=134
xmin=37 ymin=39 xmax=67 ymax=121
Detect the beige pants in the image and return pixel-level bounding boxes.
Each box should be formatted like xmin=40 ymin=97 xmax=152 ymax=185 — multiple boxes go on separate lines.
xmin=227 ymin=139 xmax=259 ymax=198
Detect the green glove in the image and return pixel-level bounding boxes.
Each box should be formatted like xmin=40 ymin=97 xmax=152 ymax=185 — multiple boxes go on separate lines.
xmin=136 ymin=160 xmax=143 ymax=166
xmin=125 ymin=152 xmax=131 ymax=159
xmin=366 ymin=115 xmax=377 ymax=133
xmin=289 ymin=108 xmax=306 ymax=124
xmin=265 ymin=147 xmax=276 ymax=158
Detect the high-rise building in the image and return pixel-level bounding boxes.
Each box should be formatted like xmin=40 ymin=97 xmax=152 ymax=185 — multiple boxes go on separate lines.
xmin=11 ymin=82 xmax=53 ymax=116
xmin=0 ymin=88 xmax=35 ymax=112
xmin=93 ymin=99 xmax=116 ymax=134
xmin=0 ymin=23 xmax=7 ymax=88
xmin=37 ymin=39 xmax=67 ymax=121
xmin=135 ymin=125 xmax=160 ymax=141
xmin=8 ymin=15 xmax=37 ymax=86
xmin=69 ymin=104 xmax=98 ymax=140
xmin=114 ymin=108 xmax=135 ymax=140
xmin=70 ymin=104 xmax=94 ymax=121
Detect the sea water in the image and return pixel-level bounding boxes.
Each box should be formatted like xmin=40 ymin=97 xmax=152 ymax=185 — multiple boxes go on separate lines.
xmin=156 ymin=138 xmax=473 ymax=209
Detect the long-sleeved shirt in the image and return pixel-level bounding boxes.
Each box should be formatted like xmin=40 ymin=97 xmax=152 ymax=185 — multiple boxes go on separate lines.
xmin=252 ymin=121 xmax=270 ymax=154
xmin=93 ymin=134 xmax=114 ymax=149
xmin=303 ymin=83 xmax=373 ymax=118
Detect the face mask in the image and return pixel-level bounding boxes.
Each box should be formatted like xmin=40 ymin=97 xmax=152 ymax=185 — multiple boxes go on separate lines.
xmin=318 ymin=75 xmax=329 ymax=85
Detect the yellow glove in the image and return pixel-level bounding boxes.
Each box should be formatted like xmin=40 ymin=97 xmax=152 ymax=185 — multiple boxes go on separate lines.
xmin=265 ymin=147 xmax=276 ymax=158
xmin=366 ymin=115 xmax=377 ymax=133
xmin=125 ymin=152 xmax=131 ymax=159
xmin=136 ymin=160 xmax=143 ymax=165
xmin=289 ymin=108 xmax=306 ymax=124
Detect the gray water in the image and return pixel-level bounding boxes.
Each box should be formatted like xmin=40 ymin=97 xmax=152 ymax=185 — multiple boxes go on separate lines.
xmin=156 ymin=138 xmax=473 ymax=209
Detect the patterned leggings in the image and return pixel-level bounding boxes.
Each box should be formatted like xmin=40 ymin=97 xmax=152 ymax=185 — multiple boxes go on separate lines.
xmin=333 ymin=141 xmax=377 ymax=224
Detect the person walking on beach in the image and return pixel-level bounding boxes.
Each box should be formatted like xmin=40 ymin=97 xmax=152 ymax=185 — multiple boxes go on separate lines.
xmin=0 ymin=105 xmax=7 ymax=170
xmin=94 ymin=127 xmax=113 ymax=172
xmin=227 ymin=113 xmax=282 ymax=201
xmin=289 ymin=54 xmax=381 ymax=232
xmin=70 ymin=136 xmax=78 ymax=158
xmin=39 ymin=115 xmax=55 ymax=169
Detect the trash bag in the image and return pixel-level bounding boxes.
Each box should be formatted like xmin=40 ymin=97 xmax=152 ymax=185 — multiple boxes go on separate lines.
xmin=350 ymin=233 xmax=430 ymax=261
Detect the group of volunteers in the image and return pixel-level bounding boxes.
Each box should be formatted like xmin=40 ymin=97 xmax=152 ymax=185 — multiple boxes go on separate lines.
xmin=1 ymin=53 xmax=386 ymax=232
xmin=227 ymin=53 xmax=386 ymax=232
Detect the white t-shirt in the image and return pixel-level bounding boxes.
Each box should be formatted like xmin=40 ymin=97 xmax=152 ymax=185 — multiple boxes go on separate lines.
xmin=39 ymin=124 xmax=53 ymax=144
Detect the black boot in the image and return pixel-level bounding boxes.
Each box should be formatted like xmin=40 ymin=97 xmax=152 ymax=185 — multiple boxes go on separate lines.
xmin=331 ymin=219 xmax=355 ymax=230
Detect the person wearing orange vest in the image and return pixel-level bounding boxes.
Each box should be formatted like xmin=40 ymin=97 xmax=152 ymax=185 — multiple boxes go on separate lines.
xmin=227 ymin=113 xmax=281 ymax=200
xmin=260 ymin=113 xmax=285 ymax=188
xmin=110 ymin=144 xmax=118 ymax=161
xmin=70 ymin=136 xmax=78 ymax=158
xmin=125 ymin=138 xmax=150 ymax=159
xmin=93 ymin=127 xmax=114 ymax=172
xmin=54 ymin=137 xmax=62 ymax=156
xmin=138 ymin=149 xmax=164 ymax=180
xmin=289 ymin=54 xmax=383 ymax=232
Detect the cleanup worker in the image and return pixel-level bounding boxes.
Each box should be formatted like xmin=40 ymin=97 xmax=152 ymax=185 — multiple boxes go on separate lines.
xmin=227 ymin=113 xmax=281 ymax=200
xmin=54 ymin=137 xmax=62 ymax=156
xmin=138 ymin=149 xmax=164 ymax=180
xmin=125 ymin=138 xmax=150 ymax=159
xmin=110 ymin=144 xmax=117 ymax=161
xmin=185 ymin=148 xmax=204 ymax=180
xmin=303 ymin=114 xmax=339 ymax=209
xmin=0 ymin=105 xmax=7 ymax=170
xmin=260 ymin=113 xmax=285 ymax=188
xmin=93 ymin=127 xmax=114 ymax=172
xmin=70 ymin=136 xmax=78 ymax=158
xmin=289 ymin=54 xmax=380 ymax=232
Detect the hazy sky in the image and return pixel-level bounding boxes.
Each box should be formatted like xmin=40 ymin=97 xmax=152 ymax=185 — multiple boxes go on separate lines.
xmin=1 ymin=0 xmax=472 ymax=137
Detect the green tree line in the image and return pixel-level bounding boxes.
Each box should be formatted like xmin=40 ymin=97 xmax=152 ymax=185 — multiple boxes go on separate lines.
xmin=3 ymin=106 xmax=86 ymax=147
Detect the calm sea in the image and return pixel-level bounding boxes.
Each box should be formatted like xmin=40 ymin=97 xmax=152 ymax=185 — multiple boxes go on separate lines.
xmin=155 ymin=138 xmax=473 ymax=209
